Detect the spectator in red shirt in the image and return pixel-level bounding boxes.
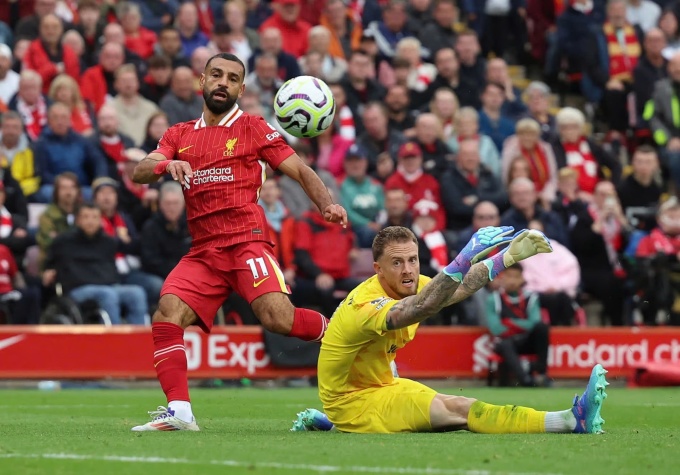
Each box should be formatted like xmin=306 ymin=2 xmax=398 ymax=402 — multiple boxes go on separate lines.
xmin=259 ymin=0 xmax=312 ymax=58
xmin=23 ymin=14 xmax=80 ymax=94
xmin=292 ymin=200 xmax=361 ymax=317
xmin=119 ymin=1 xmax=157 ymax=60
xmin=384 ymin=142 xmax=447 ymax=231
xmin=80 ymin=42 xmax=125 ymax=113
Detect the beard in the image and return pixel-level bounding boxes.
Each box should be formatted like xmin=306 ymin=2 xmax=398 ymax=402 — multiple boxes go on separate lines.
xmin=203 ymin=87 xmax=238 ymax=115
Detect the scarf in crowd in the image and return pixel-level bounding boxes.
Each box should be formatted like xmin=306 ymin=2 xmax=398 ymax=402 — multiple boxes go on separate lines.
xmin=100 ymin=134 xmax=127 ymax=163
xmin=337 ymin=105 xmax=355 ymax=140
xmin=643 ymin=227 xmax=680 ymax=255
xmin=100 ymin=212 xmax=139 ymax=274
xmin=412 ymin=222 xmax=448 ymax=272
xmin=0 ymin=207 xmax=12 ymax=238
xmin=260 ymin=200 xmax=287 ymax=232
xmin=563 ymin=137 xmax=599 ymax=193
xmin=397 ymin=164 xmax=424 ymax=184
xmin=588 ymin=203 xmax=625 ymax=277
xmin=16 ymin=97 xmax=47 ymax=141
xmin=521 ymin=144 xmax=550 ymax=192
xmin=603 ymin=22 xmax=641 ymax=82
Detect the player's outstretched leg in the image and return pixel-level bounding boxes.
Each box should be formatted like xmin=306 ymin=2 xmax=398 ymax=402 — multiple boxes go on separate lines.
xmin=465 ymin=364 xmax=608 ymax=434
xmin=131 ymin=295 xmax=200 ymax=432
xmin=252 ymin=293 xmax=330 ymax=342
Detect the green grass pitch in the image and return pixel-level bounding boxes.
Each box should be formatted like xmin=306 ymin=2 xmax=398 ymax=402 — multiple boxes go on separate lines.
xmin=0 ymin=386 xmax=678 ymax=475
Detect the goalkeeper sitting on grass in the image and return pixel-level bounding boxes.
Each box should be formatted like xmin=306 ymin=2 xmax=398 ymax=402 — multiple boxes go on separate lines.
xmin=292 ymin=226 xmax=608 ymax=434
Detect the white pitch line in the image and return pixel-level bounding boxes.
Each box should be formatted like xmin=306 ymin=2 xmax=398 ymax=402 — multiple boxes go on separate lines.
xmin=0 ymin=453 xmax=562 ymax=475
xmin=0 ymin=404 xmax=132 ymax=409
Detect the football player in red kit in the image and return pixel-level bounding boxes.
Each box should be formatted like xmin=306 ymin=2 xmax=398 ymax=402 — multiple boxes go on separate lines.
xmin=130 ymin=53 xmax=347 ymax=431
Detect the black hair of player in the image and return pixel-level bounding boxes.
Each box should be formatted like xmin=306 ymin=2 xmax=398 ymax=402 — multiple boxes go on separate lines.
xmin=205 ymin=53 xmax=246 ymax=80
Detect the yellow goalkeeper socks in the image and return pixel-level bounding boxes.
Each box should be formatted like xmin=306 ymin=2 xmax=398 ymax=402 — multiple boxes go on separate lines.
xmin=467 ymin=401 xmax=546 ymax=434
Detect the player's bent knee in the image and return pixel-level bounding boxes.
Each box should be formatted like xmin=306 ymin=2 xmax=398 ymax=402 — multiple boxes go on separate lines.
xmin=152 ymin=294 xmax=197 ymax=329
xmin=251 ymin=293 xmax=294 ymax=334
xmin=443 ymin=395 xmax=476 ymax=418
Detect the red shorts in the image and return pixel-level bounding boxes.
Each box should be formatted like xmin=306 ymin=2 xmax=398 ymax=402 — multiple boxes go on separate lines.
xmin=161 ymin=241 xmax=290 ymax=332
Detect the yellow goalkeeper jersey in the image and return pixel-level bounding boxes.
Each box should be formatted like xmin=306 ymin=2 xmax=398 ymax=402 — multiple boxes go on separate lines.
xmin=317 ymin=274 xmax=431 ymax=407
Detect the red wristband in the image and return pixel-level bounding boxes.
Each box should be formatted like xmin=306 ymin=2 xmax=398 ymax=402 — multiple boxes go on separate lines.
xmin=153 ymin=160 xmax=171 ymax=175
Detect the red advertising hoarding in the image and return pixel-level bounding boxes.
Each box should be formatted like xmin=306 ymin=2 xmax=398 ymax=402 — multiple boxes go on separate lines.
xmin=0 ymin=326 xmax=678 ymax=379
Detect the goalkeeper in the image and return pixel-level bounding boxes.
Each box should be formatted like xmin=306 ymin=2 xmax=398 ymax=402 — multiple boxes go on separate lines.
xmin=292 ymin=226 xmax=608 ymax=434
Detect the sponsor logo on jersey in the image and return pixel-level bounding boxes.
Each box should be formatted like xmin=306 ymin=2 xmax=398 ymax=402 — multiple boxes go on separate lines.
xmin=178 ymin=145 xmax=194 ymax=154
xmin=192 ymin=167 xmax=235 ymax=185
xmin=370 ymin=297 xmax=391 ymax=310
xmin=223 ymin=138 xmax=238 ymax=156
xmin=265 ymin=131 xmax=280 ymax=141
xmin=387 ymin=344 xmax=398 ymax=353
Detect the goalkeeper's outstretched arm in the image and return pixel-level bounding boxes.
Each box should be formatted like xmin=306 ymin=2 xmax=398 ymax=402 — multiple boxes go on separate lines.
xmin=385 ymin=263 xmax=489 ymax=330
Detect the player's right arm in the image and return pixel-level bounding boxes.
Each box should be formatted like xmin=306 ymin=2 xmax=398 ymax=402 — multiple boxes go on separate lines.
xmin=132 ymin=126 xmax=193 ymax=187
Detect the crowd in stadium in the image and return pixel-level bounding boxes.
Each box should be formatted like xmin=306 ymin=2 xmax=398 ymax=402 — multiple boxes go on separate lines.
xmin=0 ymin=0 xmax=679 ymax=330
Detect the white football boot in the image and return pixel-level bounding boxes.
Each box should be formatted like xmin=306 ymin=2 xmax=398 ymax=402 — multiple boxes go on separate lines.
xmin=131 ymin=406 xmax=200 ymax=432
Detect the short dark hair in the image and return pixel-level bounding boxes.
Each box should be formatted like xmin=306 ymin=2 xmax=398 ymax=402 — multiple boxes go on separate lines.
xmin=372 ymin=226 xmax=418 ymax=261
xmin=147 ymin=54 xmax=172 ymax=69
xmin=159 ymin=25 xmax=180 ymax=37
xmin=205 ymin=52 xmax=246 ymax=78
xmin=75 ymin=201 xmax=100 ymax=216
xmin=634 ymin=144 xmax=658 ymax=156
xmin=484 ymin=81 xmax=505 ymax=94
xmin=434 ymin=0 xmax=457 ymax=8
xmin=213 ymin=22 xmax=232 ymax=36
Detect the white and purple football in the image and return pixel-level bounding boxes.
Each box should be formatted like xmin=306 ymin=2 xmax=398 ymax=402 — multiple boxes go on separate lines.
xmin=274 ymin=76 xmax=336 ymax=138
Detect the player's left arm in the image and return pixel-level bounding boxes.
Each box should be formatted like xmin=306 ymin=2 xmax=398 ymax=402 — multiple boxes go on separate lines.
xmin=278 ymin=154 xmax=347 ymax=227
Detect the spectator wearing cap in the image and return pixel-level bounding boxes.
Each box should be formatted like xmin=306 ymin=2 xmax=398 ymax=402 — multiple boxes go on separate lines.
xmin=23 ymin=14 xmax=80 ymax=95
xmin=0 ymin=45 xmax=19 ymax=107
xmin=417 ymin=47 xmax=481 ymax=109
xmin=385 ymin=142 xmax=447 ymax=231
xmin=36 ymin=172 xmax=80 ymax=268
xmin=340 ymin=51 xmax=386 ymax=135
xmin=0 ymin=112 xmax=39 ymax=199
xmin=259 ymin=0 xmax=312 ymax=59
xmin=176 ymin=2 xmax=210 ymax=58
xmin=34 ymin=103 xmax=107 ymax=203
xmin=364 ymin=0 xmax=416 ymax=61
xmin=93 ymin=177 xmax=163 ymax=309
xmin=418 ymin=0 xmax=459 ymax=59
xmin=80 ymin=42 xmax=126 ymax=114
xmin=141 ymin=181 xmax=191 ymax=283
xmin=412 ymin=113 xmax=453 ymax=177
xmin=119 ymin=1 xmax=158 ymax=60
xmin=478 ymin=82 xmax=516 ymax=153
xmin=248 ymin=28 xmax=301 ymax=82
xmin=521 ymin=81 xmax=557 ymax=142
xmin=42 ymin=203 xmax=148 ymax=325
xmin=411 ymin=206 xmax=453 ymax=277
xmin=319 ymin=0 xmax=363 ymax=60
xmin=223 ymin=0 xmax=260 ymax=62
xmin=440 ymin=138 xmax=507 ymax=231
xmin=159 ymin=67 xmax=204 ymax=126
xmin=140 ymin=55 xmax=173 ymax=104
xmin=340 ymin=145 xmax=385 ymax=248
xmin=90 ymin=105 xmax=136 ymax=180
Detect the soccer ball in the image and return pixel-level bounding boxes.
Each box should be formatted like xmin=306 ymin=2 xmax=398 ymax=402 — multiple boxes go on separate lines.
xmin=274 ymin=76 xmax=335 ymax=138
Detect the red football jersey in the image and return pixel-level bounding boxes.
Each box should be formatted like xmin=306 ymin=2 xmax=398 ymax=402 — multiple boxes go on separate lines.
xmin=0 ymin=244 xmax=17 ymax=294
xmin=152 ymin=105 xmax=294 ymax=250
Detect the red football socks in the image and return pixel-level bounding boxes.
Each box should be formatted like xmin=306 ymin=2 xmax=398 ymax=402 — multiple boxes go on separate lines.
xmin=152 ymin=322 xmax=190 ymax=403
xmin=289 ymin=307 xmax=330 ymax=342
